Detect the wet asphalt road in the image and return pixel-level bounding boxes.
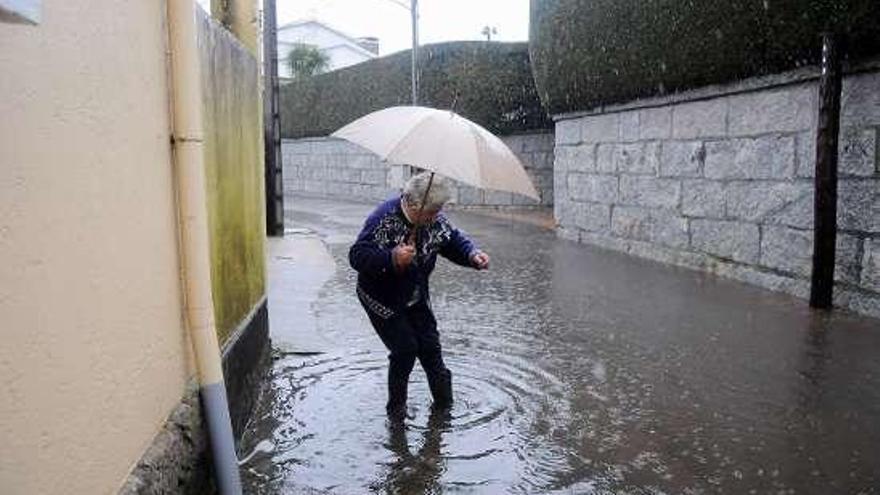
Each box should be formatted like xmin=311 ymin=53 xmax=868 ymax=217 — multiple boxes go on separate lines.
xmin=239 ymin=195 xmax=880 ymax=495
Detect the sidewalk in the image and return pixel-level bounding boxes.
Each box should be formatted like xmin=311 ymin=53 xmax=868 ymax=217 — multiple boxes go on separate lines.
xmin=266 ymin=232 xmax=337 ymax=354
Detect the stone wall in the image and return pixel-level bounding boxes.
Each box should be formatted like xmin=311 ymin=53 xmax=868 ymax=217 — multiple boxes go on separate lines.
xmin=118 ymin=383 xmax=211 ymax=495
xmin=282 ymin=132 xmax=554 ymax=207
xmin=283 ymin=137 xmax=392 ymax=202
xmin=454 ymin=132 xmax=554 ymax=208
xmin=554 ymin=68 xmax=880 ymax=318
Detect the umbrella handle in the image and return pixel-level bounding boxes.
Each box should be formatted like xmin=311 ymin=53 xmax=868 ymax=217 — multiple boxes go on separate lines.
xmin=408 ymin=172 xmax=435 ymax=245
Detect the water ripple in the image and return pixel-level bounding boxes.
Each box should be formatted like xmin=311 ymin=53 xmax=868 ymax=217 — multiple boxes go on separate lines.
xmin=239 ymin=204 xmax=880 ymax=495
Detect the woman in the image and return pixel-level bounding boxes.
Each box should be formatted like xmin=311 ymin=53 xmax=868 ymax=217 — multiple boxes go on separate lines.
xmin=349 ymin=172 xmax=490 ymax=420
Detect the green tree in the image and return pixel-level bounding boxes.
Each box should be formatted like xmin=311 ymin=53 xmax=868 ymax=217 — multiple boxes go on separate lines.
xmin=286 ymin=43 xmax=330 ymax=79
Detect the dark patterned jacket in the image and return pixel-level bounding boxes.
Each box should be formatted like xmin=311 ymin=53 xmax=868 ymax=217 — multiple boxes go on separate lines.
xmin=349 ymin=195 xmax=478 ymax=319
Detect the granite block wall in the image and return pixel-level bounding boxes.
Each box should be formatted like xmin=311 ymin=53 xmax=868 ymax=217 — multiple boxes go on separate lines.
xmin=454 ymin=132 xmax=554 ymax=208
xmin=554 ymin=69 xmax=880 ymax=317
xmin=282 ymin=132 xmax=554 ymax=207
xmin=282 ymin=137 xmax=392 ymax=203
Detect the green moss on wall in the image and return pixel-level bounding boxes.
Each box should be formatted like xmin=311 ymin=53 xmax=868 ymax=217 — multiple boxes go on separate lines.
xmin=530 ymin=0 xmax=880 ymax=115
xmin=198 ymin=12 xmax=266 ymax=344
xmin=280 ymin=41 xmax=551 ymax=138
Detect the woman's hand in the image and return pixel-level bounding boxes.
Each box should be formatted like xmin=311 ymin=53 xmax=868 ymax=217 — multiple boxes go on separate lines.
xmin=470 ymin=250 xmax=490 ymax=270
xmin=392 ymin=242 xmax=416 ymax=272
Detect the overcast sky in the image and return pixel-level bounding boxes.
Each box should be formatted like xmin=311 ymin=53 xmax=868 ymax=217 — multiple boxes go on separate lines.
xmin=198 ymin=0 xmax=530 ymax=55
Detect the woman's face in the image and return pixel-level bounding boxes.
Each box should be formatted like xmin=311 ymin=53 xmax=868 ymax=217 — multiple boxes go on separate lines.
xmin=416 ymin=207 xmax=441 ymax=224
xmin=406 ymin=200 xmax=441 ymax=224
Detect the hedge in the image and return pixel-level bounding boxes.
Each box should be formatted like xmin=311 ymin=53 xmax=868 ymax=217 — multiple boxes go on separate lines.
xmin=530 ymin=0 xmax=880 ymax=115
xmin=280 ymin=41 xmax=552 ymax=138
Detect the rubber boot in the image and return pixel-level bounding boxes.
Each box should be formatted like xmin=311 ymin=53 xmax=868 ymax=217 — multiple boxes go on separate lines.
xmin=428 ymin=368 xmax=453 ymax=409
xmin=387 ymin=369 xmax=410 ymax=420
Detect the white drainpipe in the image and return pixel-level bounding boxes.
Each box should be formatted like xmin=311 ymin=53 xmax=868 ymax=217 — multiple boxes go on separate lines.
xmin=166 ymin=0 xmax=242 ymax=493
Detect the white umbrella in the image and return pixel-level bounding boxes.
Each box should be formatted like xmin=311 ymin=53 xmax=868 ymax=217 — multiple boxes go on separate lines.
xmin=331 ymin=106 xmax=540 ymax=202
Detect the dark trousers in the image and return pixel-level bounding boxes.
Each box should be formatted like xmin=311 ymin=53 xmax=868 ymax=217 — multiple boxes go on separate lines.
xmin=361 ymin=300 xmax=453 ymax=414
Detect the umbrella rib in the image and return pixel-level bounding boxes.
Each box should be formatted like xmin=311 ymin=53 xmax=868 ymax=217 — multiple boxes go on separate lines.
xmin=334 ymin=106 xmax=539 ymax=200
xmin=471 ymin=125 xmax=490 ymax=186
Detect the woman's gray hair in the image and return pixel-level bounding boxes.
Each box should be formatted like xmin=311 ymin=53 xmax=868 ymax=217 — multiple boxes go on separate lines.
xmin=403 ymin=171 xmax=453 ymax=210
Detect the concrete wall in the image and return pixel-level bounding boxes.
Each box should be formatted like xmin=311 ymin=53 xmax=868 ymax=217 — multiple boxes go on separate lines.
xmin=282 ymin=132 xmax=554 ymax=207
xmin=0 ymin=2 xmax=191 ymax=493
xmin=199 ymin=9 xmax=267 ymax=344
xmin=554 ymin=67 xmax=880 ymax=318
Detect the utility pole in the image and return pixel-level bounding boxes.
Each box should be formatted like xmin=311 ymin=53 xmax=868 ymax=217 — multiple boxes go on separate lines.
xmin=810 ymin=32 xmax=843 ymax=309
xmin=263 ymin=0 xmax=283 ymax=236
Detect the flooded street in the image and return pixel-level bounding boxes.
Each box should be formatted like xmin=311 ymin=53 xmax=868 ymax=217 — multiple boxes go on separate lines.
xmin=240 ymin=196 xmax=880 ymax=494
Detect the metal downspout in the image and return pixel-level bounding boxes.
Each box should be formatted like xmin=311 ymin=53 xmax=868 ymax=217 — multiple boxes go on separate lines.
xmin=167 ymin=1 xmax=242 ymax=493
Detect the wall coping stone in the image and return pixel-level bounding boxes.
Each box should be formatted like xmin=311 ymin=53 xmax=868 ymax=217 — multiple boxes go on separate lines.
xmin=554 ymin=57 xmax=880 ymax=122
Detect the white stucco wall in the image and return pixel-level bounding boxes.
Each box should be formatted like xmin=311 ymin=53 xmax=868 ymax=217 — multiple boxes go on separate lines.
xmin=0 ymin=1 xmax=192 ymax=493
xmin=321 ymin=44 xmax=372 ymax=71
xmin=278 ymin=22 xmax=346 ymax=47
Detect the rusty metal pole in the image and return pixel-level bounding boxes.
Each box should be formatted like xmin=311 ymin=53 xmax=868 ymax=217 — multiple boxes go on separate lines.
xmin=263 ymin=0 xmax=284 ymax=236
xmin=810 ymin=32 xmax=842 ymax=309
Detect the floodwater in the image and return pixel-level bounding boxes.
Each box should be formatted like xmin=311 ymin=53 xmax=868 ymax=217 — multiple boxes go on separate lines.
xmin=240 ymin=196 xmax=880 ymax=494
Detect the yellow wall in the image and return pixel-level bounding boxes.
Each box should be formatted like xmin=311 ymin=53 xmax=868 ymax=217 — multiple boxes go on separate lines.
xmin=0 ymin=2 xmax=191 ymax=493
xmin=198 ymin=10 xmax=267 ymax=344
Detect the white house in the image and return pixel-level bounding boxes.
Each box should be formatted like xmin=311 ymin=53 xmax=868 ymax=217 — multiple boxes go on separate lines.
xmin=277 ymin=19 xmax=378 ymax=78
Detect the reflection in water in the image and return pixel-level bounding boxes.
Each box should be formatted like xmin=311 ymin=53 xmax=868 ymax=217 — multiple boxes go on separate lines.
xmin=381 ymin=407 xmax=450 ymax=495
xmin=240 ymin=199 xmax=880 ymax=494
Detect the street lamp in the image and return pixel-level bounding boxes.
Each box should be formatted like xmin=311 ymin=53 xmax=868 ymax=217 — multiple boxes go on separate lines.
xmin=379 ymin=0 xmax=420 ymax=180
xmin=382 ymin=0 xmax=419 ymax=105
xmin=410 ymin=0 xmax=419 ymax=105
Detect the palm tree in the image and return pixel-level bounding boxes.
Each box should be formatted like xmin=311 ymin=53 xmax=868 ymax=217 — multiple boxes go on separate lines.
xmin=286 ymin=43 xmax=330 ymax=79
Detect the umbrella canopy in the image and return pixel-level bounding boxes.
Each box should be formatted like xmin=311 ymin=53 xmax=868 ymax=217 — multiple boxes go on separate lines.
xmin=331 ymin=106 xmax=540 ymax=201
